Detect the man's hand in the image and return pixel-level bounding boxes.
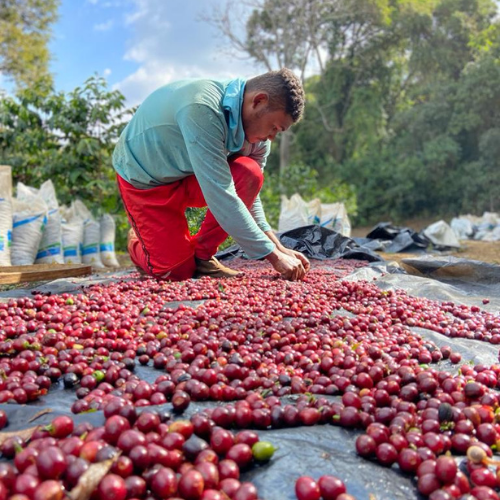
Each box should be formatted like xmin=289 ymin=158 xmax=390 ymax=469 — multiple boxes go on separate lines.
xmin=280 ymin=247 xmax=310 ymax=272
xmin=265 ymin=248 xmax=306 ymax=281
xmin=263 ymin=231 xmax=311 ymax=277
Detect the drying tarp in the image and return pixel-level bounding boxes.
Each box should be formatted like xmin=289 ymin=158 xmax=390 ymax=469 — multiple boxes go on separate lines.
xmin=279 ymin=225 xmax=384 ymax=262
xmin=1 ymin=259 xmax=500 ymax=500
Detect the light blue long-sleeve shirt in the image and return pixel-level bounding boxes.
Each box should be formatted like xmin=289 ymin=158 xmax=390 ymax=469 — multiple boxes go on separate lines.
xmin=112 ymin=78 xmax=275 ymax=260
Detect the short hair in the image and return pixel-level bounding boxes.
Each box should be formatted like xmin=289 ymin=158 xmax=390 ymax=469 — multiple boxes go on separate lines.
xmin=246 ymin=68 xmax=305 ymax=123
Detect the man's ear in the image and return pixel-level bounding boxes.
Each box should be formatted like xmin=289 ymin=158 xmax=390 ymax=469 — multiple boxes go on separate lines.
xmin=252 ymin=92 xmax=269 ymax=109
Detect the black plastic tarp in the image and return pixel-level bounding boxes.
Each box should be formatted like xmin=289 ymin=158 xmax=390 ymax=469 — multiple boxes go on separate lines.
xmin=365 ymin=222 xmax=430 ymax=253
xmin=217 ymin=226 xmax=384 ymax=263
xmin=402 ymin=256 xmax=500 ymax=297
xmin=279 ymin=225 xmax=384 ymax=262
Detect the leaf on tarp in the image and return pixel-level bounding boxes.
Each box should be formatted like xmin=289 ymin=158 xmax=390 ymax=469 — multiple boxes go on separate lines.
xmin=28 ymin=408 xmax=53 ymax=422
xmin=68 ymin=456 xmax=118 ymax=500
xmin=0 ymin=425 xmax=39 ymax=445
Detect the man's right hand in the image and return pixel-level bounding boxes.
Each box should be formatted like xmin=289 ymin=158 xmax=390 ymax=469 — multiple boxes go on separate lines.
xmin=265 ymin=248 xmax=306 ymax=281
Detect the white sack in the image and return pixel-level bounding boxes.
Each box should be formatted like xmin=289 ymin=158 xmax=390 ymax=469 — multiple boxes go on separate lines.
xmin=63 ymin=199 xmax=104 ymax=267
xmin=278 ymin=194 xmax=310 ymax=232
xmin=82 ymin=218 xmax=104 ymax=268
xmin=70 ymin=199 xmax=93 ymax=222
xmin=480 ymin=225 xmax=500 ymax=242
xmin=62 ymin=220 xmax=84 ymax=264
xmin=451 ymin=217 xmax=475 ymax=240
xmin=480 ymin=212 xmax=499 ymax=228
xmin=35 ymin=180 xmax=64 ymax=264
xmin=307 ymin=198 xmax=322 ymax=226
xmin=320 ymin=202 xmax=352 ymax=237
xmin=100 ymin=214 xmax=120 ymax=267
xmin=12 ymin=184 xmax=47 ymax=265
xmin=0 ymin=165 xmax=12 ymax=197
xmin=0 ymin=166 xmax=12 ymax=266
xmin=423 ymin=220 xmax=461 ymax=249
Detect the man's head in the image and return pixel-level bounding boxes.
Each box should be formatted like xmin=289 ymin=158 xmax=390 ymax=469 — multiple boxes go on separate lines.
xmin=242 ymin=68 xmax=305 ymax=144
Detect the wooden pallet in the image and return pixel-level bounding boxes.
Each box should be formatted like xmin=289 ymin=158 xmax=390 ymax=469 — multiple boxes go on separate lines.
xmin=0 ymin=264 xmax=92 ymax=285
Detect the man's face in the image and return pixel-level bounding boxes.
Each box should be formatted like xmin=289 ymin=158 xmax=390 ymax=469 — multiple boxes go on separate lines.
xmin=242 ymin=93 xmax=295 ymax=144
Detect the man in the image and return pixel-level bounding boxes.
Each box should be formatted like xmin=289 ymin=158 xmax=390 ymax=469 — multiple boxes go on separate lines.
xmin=113 ymin=67 xmax=310 ymax=281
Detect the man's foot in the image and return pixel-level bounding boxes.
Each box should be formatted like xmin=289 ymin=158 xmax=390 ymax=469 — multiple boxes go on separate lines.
xmin=194 ymin=256 xmax=243 ymax=278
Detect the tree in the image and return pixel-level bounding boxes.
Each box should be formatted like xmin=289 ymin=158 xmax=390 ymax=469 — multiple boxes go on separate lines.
xmin=204 ymin=0 xmax=334 ymax=176
xmin=0 ymin=0 xmax=59 ymax=87
xmin=204 ymin=1 xmax=437 ymax=171
xmin=292 ymin=0 xmax=500 ymax=224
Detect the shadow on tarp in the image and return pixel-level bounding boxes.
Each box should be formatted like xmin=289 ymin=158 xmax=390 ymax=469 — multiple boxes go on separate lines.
xmin=217 ymin=225 xmax=384 ymax=263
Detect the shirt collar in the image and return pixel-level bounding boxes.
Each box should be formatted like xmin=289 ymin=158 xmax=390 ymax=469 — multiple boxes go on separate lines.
xmin=222 ymin=78 xmax=246 ymax=153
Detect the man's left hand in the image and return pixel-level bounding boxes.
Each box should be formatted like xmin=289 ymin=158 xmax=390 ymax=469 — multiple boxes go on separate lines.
xmin=280 ymin=248 xmax=310 ymax=272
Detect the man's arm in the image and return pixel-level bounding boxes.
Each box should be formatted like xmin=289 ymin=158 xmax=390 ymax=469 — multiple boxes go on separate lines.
xmin=242 ymin=141 xmax=274 ymax=231
xmin=243 ymin=141 xmax=311 ymax=278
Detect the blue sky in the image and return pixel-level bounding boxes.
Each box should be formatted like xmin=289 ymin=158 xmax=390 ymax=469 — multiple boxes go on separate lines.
xmin=48 ymin=0 xmax=264 ymax=106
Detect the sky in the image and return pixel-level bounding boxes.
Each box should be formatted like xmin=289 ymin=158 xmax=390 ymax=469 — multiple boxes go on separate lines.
xmin=49 ymin=0 xmax=264 ymax=106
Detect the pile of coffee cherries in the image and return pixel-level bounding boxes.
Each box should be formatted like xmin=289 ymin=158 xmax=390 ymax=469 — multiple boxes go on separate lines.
xmin=0 ymin=406 xmax=276 ymax=500
xmin=0 ymin=258 xmax=499 ymax=499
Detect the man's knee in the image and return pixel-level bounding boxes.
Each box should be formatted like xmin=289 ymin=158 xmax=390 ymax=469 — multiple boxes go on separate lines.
xmin=229 ymin=156 xmax=264 ymax=194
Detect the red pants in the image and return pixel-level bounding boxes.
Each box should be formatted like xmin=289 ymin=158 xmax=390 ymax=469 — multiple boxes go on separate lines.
xmin=117 ymin=156 xmax=264 ymax=280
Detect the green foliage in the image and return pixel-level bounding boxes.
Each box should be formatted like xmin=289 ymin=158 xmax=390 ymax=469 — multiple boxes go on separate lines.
xmin=185 ymin=207 xmax=235 ymax=251
xmin=186 ymin=208 xmax=208 ymax=236
xmin=0 ymin=75 xmax=132 ymax=249
xmin=0 ymin=0 xmax=59 ymax=87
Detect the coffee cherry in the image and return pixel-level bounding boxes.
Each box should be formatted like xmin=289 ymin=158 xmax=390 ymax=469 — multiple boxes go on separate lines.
xmin=295 ymin=476 xmax=321 ymax=500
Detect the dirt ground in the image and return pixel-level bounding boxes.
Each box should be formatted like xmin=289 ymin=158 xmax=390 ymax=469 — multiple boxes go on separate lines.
xmin=351 ymin=218 xmax=500 ymax=266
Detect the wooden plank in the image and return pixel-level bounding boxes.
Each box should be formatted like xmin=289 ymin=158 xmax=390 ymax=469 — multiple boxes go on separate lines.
xmin=0 ymin=264 xmax=92 ymax=285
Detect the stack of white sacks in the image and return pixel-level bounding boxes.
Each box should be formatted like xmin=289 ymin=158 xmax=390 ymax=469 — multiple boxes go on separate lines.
xmin=0 ymin=174 xmax=120 ymax=268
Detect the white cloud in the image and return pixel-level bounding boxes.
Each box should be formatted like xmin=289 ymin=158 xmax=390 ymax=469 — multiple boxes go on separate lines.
xmin=115 ymin=0 xmax=263 ymax=106
xmin=115 ymin=60 xmax=225 ymax=106
xmin=94 ymin=20 xmax=114 ymax=31
xmin=103 ymin=68 xmax=112 ymax=77
xmin=124 ymin=0 xmax=149 ymax=26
